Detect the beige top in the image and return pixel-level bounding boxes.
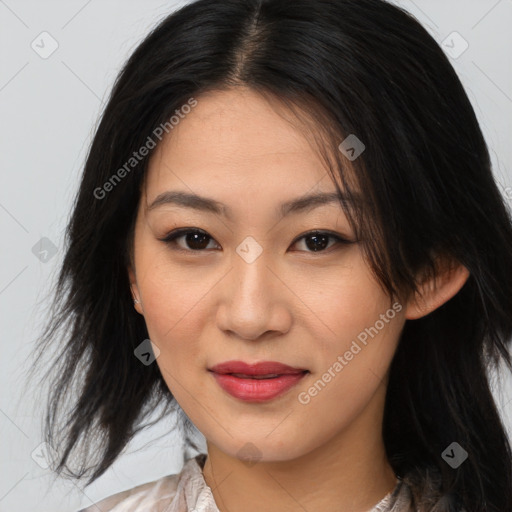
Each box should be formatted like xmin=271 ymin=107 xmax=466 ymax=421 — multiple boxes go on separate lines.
xmin=77 ymin=453 xmax=415 ymax=512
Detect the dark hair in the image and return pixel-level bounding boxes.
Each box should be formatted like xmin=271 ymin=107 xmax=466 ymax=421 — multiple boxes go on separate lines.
xmin=31 ymin=0 xmax=512 ymax=510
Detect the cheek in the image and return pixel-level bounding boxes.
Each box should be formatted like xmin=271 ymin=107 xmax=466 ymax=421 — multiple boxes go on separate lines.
xmin=135 ymin=258 xmax=213 ymax=370
xmin=297 ymin=323 xmax=401 ymax=429
xmin=292 ymin=252 xmax=403 ymax=406
xmin=142 ymin=280 xmax=207 ymax=350
xmin=142 ymin=281 xmax=209 ymax=392
xmin=295 ymin=249 xmax=394 ymax=353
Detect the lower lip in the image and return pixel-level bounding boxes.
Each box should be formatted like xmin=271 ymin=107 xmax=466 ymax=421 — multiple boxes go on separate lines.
xmin=210 ymin=371 xmax=308 ymax=402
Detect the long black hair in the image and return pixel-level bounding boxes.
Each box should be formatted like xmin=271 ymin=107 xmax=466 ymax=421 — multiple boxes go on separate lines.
xmin=31 ymin=0 xmax=512 ymax=510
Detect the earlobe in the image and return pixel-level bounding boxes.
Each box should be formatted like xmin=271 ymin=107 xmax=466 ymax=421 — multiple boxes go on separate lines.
xmin=404 ymin=259 xmax=470 ymax=320
xmin=128 ymin=265 xmax=144 ymax=315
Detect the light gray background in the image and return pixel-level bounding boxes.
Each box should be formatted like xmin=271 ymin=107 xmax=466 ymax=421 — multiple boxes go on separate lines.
xmin=1 ymin=1 xmax=512 ymax=511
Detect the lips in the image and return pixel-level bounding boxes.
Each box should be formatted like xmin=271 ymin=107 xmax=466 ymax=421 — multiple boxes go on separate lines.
xmin=209 ymin=360 xmax=307 ymax=377
xmin=208 ymin=361 xmax=309 ymax=402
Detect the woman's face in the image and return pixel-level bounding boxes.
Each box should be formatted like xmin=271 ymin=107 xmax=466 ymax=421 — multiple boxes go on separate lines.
xmin=128 ymin=87 xmax=408 ymax=462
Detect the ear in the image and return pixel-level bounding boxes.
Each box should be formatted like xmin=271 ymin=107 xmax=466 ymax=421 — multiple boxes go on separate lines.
xmin=128 ymin=264 xmax=144 ymax=315
xmin=404 ymin=257 xmax=470 ymax=320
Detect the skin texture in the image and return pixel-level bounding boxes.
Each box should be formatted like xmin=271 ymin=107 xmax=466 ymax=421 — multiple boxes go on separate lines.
xmin=128 ymin=87 xmax=470 ymax=512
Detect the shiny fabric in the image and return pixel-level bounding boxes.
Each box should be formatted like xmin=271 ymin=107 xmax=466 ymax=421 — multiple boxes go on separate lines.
xmin=77 ymin=453 xmax=416 ymax=512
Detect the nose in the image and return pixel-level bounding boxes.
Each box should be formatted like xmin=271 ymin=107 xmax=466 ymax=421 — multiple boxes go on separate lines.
xmin=215 ymin=249 xmax=292 ymax=341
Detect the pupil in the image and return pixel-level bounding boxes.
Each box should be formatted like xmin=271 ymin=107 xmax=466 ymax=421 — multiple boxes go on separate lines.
xmin=186 ymin=232 xmax=209 ymax=250
xmin=306 ymin=234 xmax=328 ymax=251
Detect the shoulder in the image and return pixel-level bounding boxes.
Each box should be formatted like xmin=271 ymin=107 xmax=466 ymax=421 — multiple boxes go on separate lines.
xmin=76 ymin=454 xmax=206 ymax=512
xmin=76 ymin=474 xmax=180 ymax=512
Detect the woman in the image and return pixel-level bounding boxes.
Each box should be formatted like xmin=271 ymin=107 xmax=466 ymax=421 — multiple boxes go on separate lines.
xmin=33 ymin=0 xmax=512 ymax=510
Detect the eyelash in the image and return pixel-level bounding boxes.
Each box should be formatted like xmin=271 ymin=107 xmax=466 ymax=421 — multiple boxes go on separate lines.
xmin=158 ymin=228 xmax=354 ymax=254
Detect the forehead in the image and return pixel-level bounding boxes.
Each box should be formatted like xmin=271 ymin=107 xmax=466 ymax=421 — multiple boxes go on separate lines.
xmin=144 ymin=87 xmax=337 ymax=198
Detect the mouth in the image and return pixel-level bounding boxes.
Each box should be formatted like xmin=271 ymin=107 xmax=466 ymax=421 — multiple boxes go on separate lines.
xmin=208 ymin=361 xmax=309 ymax=402
xmin=208 ymin=360 xmax=308 ymax=376
xmin=226 ymin=373 xmax=287 ymax=379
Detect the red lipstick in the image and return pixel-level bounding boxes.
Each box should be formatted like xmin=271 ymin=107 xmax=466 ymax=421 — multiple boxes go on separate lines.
xmin=208 ymin=361 xmax=308 ymax=402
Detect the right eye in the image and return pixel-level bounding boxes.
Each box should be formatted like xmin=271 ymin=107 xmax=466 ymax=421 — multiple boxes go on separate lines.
xmin=158 ymin=228 xmax=220 ymax=252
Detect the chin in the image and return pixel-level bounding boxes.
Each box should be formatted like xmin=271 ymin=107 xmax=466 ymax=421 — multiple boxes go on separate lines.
xmin=213 ymin=434 xmax=310 ymax=465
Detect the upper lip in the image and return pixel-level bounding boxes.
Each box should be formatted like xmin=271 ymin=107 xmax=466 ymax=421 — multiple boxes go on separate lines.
xmin=209 ymin=361 xmax=308 ymax=376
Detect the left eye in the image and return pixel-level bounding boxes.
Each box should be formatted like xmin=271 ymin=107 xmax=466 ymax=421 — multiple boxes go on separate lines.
xmin=159 ymin=228 xmax=354 ymax=253
xmin=291 ymin=231 xmax=352 ymax=252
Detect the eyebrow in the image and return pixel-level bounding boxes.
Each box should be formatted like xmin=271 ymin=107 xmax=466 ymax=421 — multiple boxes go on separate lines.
xmin=146 ymin=190 xmax=356 ymax=219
